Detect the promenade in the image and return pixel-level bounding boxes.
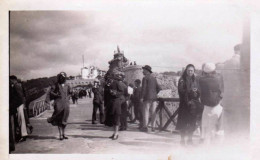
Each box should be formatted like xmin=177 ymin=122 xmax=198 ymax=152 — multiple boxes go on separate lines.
xmin=12 ymin=97 xmax=250 ymax=160
xmin=13 ymin=97 xmax=184 ymax=154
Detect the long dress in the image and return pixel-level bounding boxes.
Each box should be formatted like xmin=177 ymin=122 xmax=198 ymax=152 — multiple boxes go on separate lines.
xmin=47 ymin=83 xmax=70 ymax=126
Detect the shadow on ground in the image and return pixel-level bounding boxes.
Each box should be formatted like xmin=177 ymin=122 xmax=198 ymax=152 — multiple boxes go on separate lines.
xmin=28 ymin=135 xmax=58 ymax=140
xmin=69 ymin=135 xmax=109 ymax=139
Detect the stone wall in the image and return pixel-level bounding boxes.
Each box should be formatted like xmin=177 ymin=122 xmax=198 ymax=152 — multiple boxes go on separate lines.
xmin=123 ymin=65 xmax=144 ymax=86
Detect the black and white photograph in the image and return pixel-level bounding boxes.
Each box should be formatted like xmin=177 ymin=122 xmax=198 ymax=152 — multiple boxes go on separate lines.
xmin=0 ymin=0 xmax=259 ymax=160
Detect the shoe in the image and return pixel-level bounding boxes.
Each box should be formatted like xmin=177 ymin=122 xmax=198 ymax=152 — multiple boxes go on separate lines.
xmin=92 ymin=121 xmax=97 ymax=124
xmin=59 ymin=137 xmax=64 ymax=141
xmin=119 ymin=127 xmax=126 ymax=131
xmin=19 ymin=137 xmax=27 ymax=142
xmin=109 ymin=134 xmax=115 ymax=139
xmin=141 ymin=127 xmax=148 ymax=132
xmin=63 ymin=135 xmax=68 ymax=139
xmin=112 ymin=135 xmax=119 ymax=140
xmin=130 ymin=119 xmax=136 ymax=123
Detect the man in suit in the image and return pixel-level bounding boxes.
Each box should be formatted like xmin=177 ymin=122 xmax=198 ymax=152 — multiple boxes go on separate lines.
xmin=140 ymin=65 xmax=161 ymax=132
xmin=92 ymin=79 xmax=104 ymax=124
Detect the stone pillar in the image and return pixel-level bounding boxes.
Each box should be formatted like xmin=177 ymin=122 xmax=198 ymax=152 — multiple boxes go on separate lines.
xmin=123 ymin=65 xmax=143 ymax=85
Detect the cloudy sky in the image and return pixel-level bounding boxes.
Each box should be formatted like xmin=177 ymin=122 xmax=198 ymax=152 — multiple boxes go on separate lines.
xmin=10 ymin=3 xmax=244 ymax=80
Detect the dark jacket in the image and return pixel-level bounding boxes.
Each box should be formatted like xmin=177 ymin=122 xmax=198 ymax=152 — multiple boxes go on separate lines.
xmin=141 ymin=74 xmax=161 ymax=101
xmin=9 ymin=83 xmax=25 ymax=115
xmin=110 ymin=80 xmax=125 ymax=101
xmin=92 ymin=86 xmax=104 ymax=104
xmin=176 ymin=76 xmax=201 ymax=130
xmin=199 ymin=74 xmax=224 ymax=107
xmin=132 ymin=86 xmax=142 ymax=103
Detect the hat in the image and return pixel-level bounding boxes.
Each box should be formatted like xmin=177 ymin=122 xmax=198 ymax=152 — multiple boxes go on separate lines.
xmin=59 ymin=72 xmax=67 ymax=78
xmin=94 ymin=79 xmax=100 ymax=83
xmin=142 ymin=65 xmax=152 ymax=73
xmin=10 ymin=75 xmax=18 ymax=80
xmin=203 ymin=63 xmax=216 ymax=73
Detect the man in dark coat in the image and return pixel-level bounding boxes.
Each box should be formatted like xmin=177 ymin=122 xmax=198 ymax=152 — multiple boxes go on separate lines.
xmin=92 ymin=79 xmax=104 ymax=124
xmin=199 ymin=63 xmax=224 ymax=144
xmin=9 ymin=75 xmax=24 ymax=152
xmin=140 ymin=65 xmax=161 ymax=132
xmin=132 ymin=79 xmax=143 ymax=128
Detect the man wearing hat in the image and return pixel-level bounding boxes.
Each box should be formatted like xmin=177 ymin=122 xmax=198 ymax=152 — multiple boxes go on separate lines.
xmin=140 ymin=65 xmax=161 ymax=132
xmin=199 ymin=63 xmax=224 ymax=144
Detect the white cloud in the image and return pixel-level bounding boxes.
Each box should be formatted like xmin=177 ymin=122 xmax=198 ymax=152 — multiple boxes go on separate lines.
xmin=10 ymin=4 xmax=244 ymax=80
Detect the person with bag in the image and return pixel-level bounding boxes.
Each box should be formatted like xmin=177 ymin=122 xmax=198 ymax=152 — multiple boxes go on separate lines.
xmin=108 ymin=71 xmax=126 ymax=140
xmin=199 ymin=63 xmax=224 ymax=144
xmin=176 ymin=64 xmax=202 ymax=145
xmin=47 ymin=72 xmax=71 ymax=140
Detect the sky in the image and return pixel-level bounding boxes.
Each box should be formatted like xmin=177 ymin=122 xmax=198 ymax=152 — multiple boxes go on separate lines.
xmin=10 ymin=3 xmax=245 ymax=80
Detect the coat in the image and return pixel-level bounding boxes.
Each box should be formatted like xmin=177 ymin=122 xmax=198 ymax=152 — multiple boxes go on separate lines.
xmin=132 ymin=86 xmax=142 ymax=103
xmin=176 ymin=76 xmax=201 ymax=131
xmin=92 ymin=86 xmax=104 ymax=104
xmin=199 ymin=74 xmax=224 ymax=107
xmin=109 ymin=80 xmax=125 ymax=115
xmin=9 ymin=83 xmax=25 ymax=115
xmin=47 ymin=83 xmax=71 ymax=126
xmin=141 ymin=74 xmax=161 ymax=101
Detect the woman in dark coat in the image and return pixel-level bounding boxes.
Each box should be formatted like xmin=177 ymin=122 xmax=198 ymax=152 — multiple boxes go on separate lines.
xmin=104 ymin=76 xmax=114 ymax=127
xmin=176 ymin=64 xmax=201 ymax=145
xmin=47 ymin=72 xmax=71 ymax=140
xmin=108 ymin=71 xmax=126 ymax=140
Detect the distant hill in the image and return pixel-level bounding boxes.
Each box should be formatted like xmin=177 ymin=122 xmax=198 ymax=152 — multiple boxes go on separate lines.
xmin=22 ymin=76 xmax=57 ymax=107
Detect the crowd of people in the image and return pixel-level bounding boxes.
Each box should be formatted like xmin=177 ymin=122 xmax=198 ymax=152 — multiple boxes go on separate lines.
xmin=9 ymin=61 xmax=226 ymax=152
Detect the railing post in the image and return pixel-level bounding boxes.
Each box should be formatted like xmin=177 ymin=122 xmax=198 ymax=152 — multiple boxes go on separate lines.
xmin=159 ymin=100 xmax=163 ymax=130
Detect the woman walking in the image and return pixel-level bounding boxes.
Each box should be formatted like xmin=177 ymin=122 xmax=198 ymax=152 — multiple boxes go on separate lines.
xmin=176 ymin=64 xmax=202 ymax=145
xmin=108 ymin=71 xmax=126 ymax=140
xmin=47 ymin=72 xmax=71 ymax=140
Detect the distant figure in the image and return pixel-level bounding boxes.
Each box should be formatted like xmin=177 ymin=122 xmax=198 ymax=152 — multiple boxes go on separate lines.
xmin=92 ymin=79 xmax=104 ymax=124
xmin=134 ymin=61 xmax=137 ymax=65
xmin=47 ymin=72 xmax=71 ymax=140
xmin=176 ymin=64 xmax=202 ymax=145
xmin=130 ymin=62 xmax=133 ymax=65
xmin=199 ymin=63 xmax=224 ymax=144
xmin=88 ymin=88 xmax=92 ymax=98
xmin=140 ymin=65 xmax=161 ymax=132
xmin=71 ymin=89 xmax=78 ymax=104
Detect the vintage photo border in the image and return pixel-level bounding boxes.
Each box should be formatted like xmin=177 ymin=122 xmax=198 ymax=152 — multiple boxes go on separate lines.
xmin=1 ymin=0 xmax=260 ymax=160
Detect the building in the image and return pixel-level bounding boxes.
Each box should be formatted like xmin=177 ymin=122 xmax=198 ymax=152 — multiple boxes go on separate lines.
xmin=81 ymin=66 xmax=106 ymax=79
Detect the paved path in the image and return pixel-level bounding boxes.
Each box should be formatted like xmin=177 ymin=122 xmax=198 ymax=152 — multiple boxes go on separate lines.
xmin=13 ymin=97 xmax=185 ymax=154
xmin=12 ymin=97 xmax=250 ymax=159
